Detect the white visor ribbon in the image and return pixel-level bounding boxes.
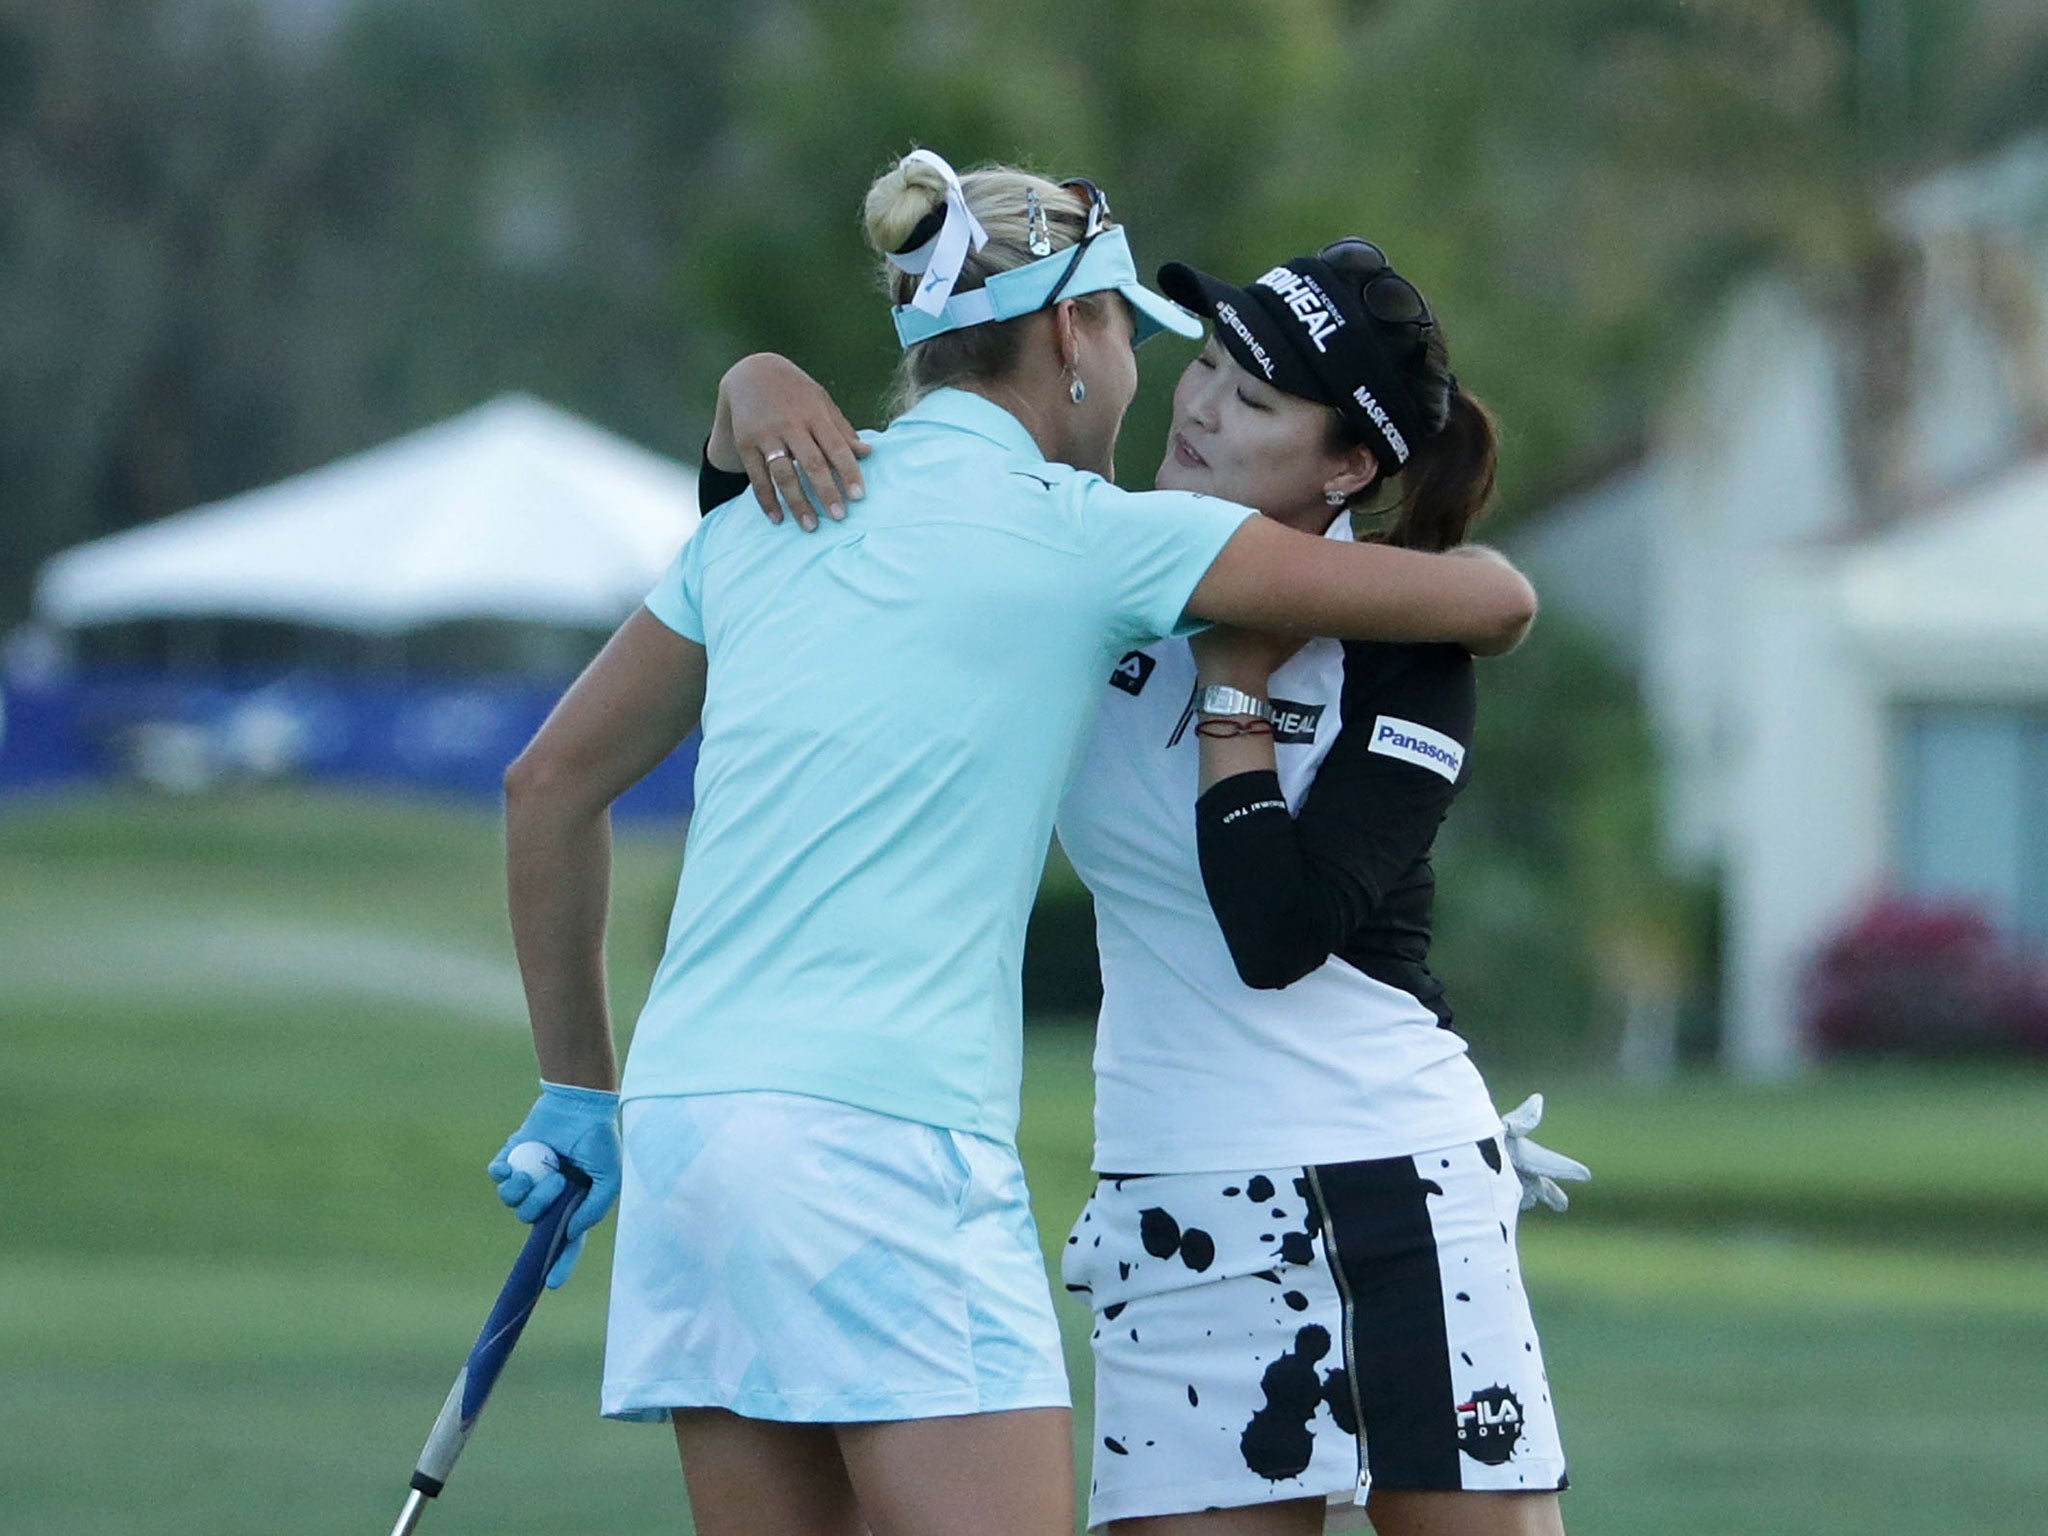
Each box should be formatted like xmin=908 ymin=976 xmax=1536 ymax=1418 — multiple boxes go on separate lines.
xmin=884 ymin=149 xmax=990 ymax=316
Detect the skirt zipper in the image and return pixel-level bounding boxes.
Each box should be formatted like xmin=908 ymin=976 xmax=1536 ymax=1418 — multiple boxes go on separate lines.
xmin=1304 ymin=1163 xmax=1371 ymax=1497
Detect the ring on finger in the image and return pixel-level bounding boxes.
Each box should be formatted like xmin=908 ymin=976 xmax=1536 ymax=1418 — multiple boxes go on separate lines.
xmin=763 ymin=447 xmax=791 ymax=464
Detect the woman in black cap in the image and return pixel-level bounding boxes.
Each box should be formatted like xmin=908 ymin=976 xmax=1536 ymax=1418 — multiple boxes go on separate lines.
xmin=708 ymin=237 xmax=1575 ymax=1535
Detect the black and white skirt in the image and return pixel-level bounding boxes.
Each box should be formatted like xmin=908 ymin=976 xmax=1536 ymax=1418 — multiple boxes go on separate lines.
xmin=1061 ymin=1135 xmax=1567 ymax=1529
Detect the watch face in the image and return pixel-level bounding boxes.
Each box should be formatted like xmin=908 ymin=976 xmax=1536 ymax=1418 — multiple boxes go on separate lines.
xmin=1199 ymin=686 xmax=1271 ymax=720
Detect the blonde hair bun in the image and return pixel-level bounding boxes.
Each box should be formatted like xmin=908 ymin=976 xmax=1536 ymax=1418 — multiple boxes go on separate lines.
xmin=863 ymin=152 xmax=953 ymax=256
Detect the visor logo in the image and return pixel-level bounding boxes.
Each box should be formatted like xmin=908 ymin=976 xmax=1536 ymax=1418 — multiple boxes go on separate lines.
xmin=1351 ymin=387 xmax=1410 ymax=464
xmin=1368 ymin=715 xmax=1464 ymax=782
xmin=1213 ymin=302 xmax=1277 ymax=380
xmin=1256 ymin=267 xmax=1344 ymax=353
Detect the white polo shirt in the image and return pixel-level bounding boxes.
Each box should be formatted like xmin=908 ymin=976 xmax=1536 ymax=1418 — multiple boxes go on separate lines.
xmin=626 ymin=388 xmax=1255 ymax=1141
xmin=1056 ymin=520 xmax=1502 ymax=1173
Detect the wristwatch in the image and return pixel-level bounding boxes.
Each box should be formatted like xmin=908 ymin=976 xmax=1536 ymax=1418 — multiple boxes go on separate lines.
xmin=1197 ymin=684 xmax=1275 ymax=721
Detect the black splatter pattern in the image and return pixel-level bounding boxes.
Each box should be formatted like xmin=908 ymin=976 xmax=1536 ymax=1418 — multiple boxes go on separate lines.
xmin=1136 ymin=1206 xmax=1217 ymax=1273
xmin=1139 ymin=1207 xmax=1181 ymax=1258
xmin=1275 ymin=1174 xmax=1322 ymax=1266
xmin=1239 ymin=1324 xmax=1331 ymax=1482
xmin=1478 ymin=1138 xmax=1503 ymax=1173
xmin=1319 ymin=1365 xmax=1358 ymax=1435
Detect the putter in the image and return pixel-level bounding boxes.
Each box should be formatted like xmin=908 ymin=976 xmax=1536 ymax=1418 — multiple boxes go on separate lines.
xmin=387 ymin=1164 xmax=591 ymax=1536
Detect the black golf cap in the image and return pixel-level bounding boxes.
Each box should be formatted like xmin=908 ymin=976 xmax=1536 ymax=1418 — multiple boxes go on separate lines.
xmin=1158 ymin=254 xmax=1429 ymax=474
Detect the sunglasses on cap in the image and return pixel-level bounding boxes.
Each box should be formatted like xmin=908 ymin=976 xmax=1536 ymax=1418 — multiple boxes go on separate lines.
xmin=1042 ymin=179 xmax=1114 ymax=308
xmin=1320 ymin=238 xmax=1434 ymax=331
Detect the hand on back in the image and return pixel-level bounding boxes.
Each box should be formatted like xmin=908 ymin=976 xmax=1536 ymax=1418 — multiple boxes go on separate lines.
xmin=712 ymin=352 xmax=870 ymax=531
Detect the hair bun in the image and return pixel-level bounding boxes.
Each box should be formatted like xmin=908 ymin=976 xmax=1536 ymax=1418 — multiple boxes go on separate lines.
xmin=863 ymin=153 xmax=953 ymax=257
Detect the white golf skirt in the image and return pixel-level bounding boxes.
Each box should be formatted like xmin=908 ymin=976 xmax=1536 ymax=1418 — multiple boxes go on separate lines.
xmin=602 ymin=1090 xmax=1070 ymax=1424
xmin=1063 ymin=1134 xmax=1566 ymax=1529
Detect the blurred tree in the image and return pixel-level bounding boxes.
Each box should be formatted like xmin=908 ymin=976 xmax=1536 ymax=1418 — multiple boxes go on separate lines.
xmin=3 ymin=0 xmax=2046 ymax=1064
xmin=0 ymin=0 xmax=311 ymax=608
xmin=0 ymin=0 xmax=750 ymax=613
xmin=6 ymin=0 xmax=2047 ymax=617
xmin=1427 ymin=616 xmax=1714 ymax=1069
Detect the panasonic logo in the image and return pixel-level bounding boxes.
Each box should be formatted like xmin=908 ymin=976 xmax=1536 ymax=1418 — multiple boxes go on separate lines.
xmin=1256 ymin=266 xmax=1344 ymax=353
xmin=1351 ymin=387 xmax=1409 ymax=463
xmin=1368 ymin=716 xmax=1464 ymax=783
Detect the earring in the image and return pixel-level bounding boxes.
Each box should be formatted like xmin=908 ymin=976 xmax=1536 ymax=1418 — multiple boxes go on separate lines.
xmin=1324 ymin=488 xmax=1347 ymax=507
xmin=1069 ymin=375 xmax=1087 ymax=404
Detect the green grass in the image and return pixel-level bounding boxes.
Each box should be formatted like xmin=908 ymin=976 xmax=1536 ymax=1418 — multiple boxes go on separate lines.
xmin=1483 ymin=1064 xmax=2048 ymax=1243
xmin=3 ymin=788 xmax=2045 ymax=1534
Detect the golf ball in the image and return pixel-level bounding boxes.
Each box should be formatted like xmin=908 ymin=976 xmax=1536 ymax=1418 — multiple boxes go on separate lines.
xmin=507 ymin=1141 xmax=559 ymax=1180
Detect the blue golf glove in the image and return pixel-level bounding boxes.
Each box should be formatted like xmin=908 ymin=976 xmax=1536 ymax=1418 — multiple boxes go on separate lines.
xmin=488 ymin=1080 xmax=622 ymax=1288
xmin=1500 ymin=1094 xmax=1592 ymax=1213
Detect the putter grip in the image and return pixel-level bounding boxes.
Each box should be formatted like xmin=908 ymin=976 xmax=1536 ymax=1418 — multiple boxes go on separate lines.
xmin=408 ymin=1169 xmax=591 ymax=1496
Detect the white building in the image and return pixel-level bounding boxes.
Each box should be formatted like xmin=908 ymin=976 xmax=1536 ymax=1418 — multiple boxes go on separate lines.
xmin=1514 ymin=135 xmax=2048 ymax=1076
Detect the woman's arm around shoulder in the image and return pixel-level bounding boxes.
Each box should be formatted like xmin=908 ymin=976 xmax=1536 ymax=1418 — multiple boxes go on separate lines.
xmin=703 ymin=352 xmax=870 ymax=529
xmin=1185 ymin=516 xmax=1536 ymax=656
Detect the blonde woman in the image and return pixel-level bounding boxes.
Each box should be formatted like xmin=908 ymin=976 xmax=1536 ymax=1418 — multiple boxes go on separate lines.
xmin=491 ymin=151 xmax=1535 ymax=1536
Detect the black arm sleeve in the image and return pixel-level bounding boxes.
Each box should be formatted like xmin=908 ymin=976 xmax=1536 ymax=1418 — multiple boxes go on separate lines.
xmin=696 ymin=439 xmax=751 ymax=514
xmin=1196 ymin=642 xmax=1475 ymax=996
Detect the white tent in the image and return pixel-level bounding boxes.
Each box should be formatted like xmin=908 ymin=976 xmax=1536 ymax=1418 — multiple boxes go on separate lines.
xmin=35 ymin=394 xmax=700 ymax=635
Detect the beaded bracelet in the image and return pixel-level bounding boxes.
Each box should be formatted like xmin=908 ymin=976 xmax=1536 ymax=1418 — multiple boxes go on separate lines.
xmin=1194 ymin=717 xmax=1277 ymax=739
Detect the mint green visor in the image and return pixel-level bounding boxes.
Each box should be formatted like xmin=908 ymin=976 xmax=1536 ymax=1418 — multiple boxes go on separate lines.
xmin=891 ymin=226 xmax=1203 ymax=349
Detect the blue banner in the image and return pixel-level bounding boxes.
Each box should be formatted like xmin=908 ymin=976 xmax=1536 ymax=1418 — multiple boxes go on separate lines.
xmin=0 ymin=667 xmax=697 ymax=815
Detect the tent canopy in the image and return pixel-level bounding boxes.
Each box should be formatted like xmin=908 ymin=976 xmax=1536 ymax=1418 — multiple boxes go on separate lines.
xmin=35 ymin=395 xmax=701 ymax=636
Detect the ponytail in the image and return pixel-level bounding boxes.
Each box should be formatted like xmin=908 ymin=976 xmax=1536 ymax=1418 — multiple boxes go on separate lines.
xmin=1373 ymin=383 xmax=1498 ymax=551
xmin=1333 ymin=317 xmax=1499 ymax=552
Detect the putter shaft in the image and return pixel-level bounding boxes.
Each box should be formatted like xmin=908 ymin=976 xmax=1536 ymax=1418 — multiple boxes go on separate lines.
xmin=388 ymin=1488 xmax=430 ymax=1536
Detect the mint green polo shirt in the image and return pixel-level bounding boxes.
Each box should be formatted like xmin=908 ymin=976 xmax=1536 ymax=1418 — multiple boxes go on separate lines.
xmin=624 ymin=388 xmax=1255 ymax=1139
